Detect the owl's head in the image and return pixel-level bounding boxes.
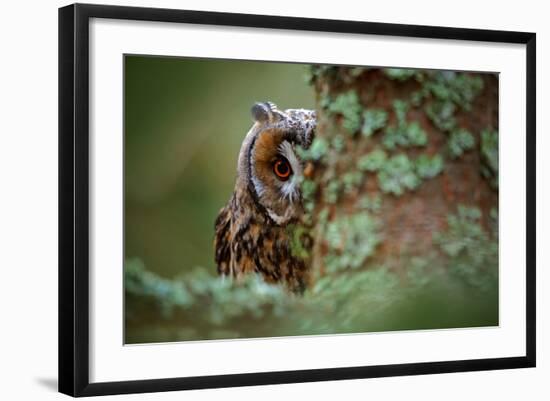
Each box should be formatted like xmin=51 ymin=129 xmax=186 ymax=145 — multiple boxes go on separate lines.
xmin=236 ymin=102 xmax=316 ymax=226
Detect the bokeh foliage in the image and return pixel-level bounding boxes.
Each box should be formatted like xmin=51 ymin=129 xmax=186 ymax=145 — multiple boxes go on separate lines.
xmin=125 ymin=57 xmax=498 ymax=344
xmin=126 ymin=222 xmax=498 ymax=343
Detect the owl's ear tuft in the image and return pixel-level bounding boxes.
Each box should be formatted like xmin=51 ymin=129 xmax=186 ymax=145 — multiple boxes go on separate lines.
xmin=251 ymin=102 xmax=279 ymax=123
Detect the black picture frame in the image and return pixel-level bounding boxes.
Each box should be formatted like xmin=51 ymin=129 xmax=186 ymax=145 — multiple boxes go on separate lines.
xmin=58 ymin=3 xmax=536 ymax=397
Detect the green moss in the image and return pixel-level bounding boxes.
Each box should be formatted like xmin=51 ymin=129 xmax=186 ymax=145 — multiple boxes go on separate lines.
xmin=317 ymin=207 xmax=330 ymax=227
xmin=377 ymin=154 xmax=420 ymax=195
xmin=328 ymin=90 xmax=363 ymax=134
xmin=125 ymin=258 xmax=290 ymax=322
xmin=383 ymin=101 xmax=428 ymax=149
xmin=420 ymin=72 xmax=484 ymax=132
xmin=425 ymin=100 xmax=457 ymax=132
xmin=300 ymin=178 xmax=317 ymax=220
xmin=410 ymin=88 xmax=430 ymax=107
xmin=366 ymin=153 xmax=443 ymax=195
xmin=480 ymin=129 xmax=498 ymax=188
xmin=301 ymin=178 xmax=317 ymax=201
xmin=306 ymin=65 xmax=339 ymax=85
xmin=406 ymin=122 xmax=429 ymax=146
xmin=319 ymin=92 xmax=332 ymax=110
xmin=331 ymin=134 xmax=346 ymax=153
xmin=448 ymin=129 xmax=475 ymax=158
xmin=297 ymin=137 xmax=329 ymax=162
xmin=126 ymin=257 xmax=498 ymax=342
xmin=125 ymin=258 xmax=194 ymax=317
xmin=348 ymin=67 xmax=368 ymax=79
xmin=489 ymin=207 xmax=499 ymax=236
xmin=361 ymin=108 xmax=388 ymax=137
xmin=434 ymin=206 xmax=498 ymax=291
xmin=357 ymin=149 xmax=388 ymax=172
xmin=393 ymin=99 xmax=409 ymax=125
xmin=358 ymin=194 xmax=382 ymax=213
xmin=383 ymin=68 xmax=419 ymax=82
xmin=342 ymin=171 xmax=364 ymax=194
xmin=323 ymin=212 xmax=381 ymax=272
xmin=312 ymin=267 xmax=398 ymax=296
xmin=415 ymin=154 xmax=444 ymax=179
xmin=287 ymin=224 xmax=311 ymax=260
xmin=424 ymin=71 xmax=484 ymax=110
xmin=324 ymin=180 xmax=341 ymax=204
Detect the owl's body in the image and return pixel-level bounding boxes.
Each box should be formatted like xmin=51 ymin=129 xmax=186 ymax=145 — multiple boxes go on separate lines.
xmin=214 ymin=102 xmax=316 ymax=293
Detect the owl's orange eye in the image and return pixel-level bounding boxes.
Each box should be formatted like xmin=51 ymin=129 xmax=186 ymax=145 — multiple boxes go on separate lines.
xmin=273 ymin=158 xmax=292 ymax=181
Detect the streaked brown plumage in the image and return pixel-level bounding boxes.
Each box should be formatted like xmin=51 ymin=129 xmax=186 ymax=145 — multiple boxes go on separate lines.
xmin=214 ymin=102 xmax=316 ymax=293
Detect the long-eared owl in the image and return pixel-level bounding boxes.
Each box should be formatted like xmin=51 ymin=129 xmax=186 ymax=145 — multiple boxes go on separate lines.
xmin=214 ymin=102 xmax=316 ymax=293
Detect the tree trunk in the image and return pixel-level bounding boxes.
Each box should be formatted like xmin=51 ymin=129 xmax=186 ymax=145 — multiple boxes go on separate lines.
xmin=303 ymin=67 xmax=498 ymax=278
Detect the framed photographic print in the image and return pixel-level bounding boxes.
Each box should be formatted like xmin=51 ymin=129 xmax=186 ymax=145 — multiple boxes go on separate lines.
xmin=58 ymin=3 xmax=536 ymax=397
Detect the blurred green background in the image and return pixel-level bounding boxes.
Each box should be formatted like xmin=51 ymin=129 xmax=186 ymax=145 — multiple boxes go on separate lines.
xmin=125 ymin=56 xmax=315 ymax=278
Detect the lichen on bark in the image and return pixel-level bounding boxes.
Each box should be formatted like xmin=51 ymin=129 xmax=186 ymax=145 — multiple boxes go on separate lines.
xmin=301 ymin=66 xmax=499 ymax=280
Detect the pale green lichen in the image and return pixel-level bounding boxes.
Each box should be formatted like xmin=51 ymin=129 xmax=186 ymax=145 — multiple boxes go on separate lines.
xmin=383 ymin=101 xmax=428 ymax=149
xmin=361 ymin=109 xmax=388 ymax=137
xmin=331 ymin=134 xmax=346 ymax=153
xmin=342 ymin=171 xmax=364 ymax=194
xmin=418 ymin=72 xmax=485 ymax=133
xmin=300 ymin=178 xmax=317 ymax=218
xmin=448 ymin=129 xmax=475 ymax=158
xmin=434 ymin=206 xmax=498 ymax=291
xmin=358 ymin=194 xmax=382 ymax=213
xmin=297 ymin=137 xmax=329 ymax=162
xmin=423 ymin=71 xmax=484 ymax=111
xmin=328 ymin=90 xmax=363 ymax=134
xmin=393 ymin=99 xmax=409 ymax=124
xmin=287 ymin=224 xmax=311 ymax=260
xmin=324 ymin=180 xmax=341 ymax=204
xmin=480 ymin=129 xmax=498 ymax=188
xmin=323 ymin=212 xmax=381 ymax=272
xmin=415 ymin=154 xmax=444 ymax=179
xmin=357 ymin=149 xmax=388 ymax=172
xmin=306 ymin=65 xmax=338 ymax=85
xmin=425 ymin=100 xmax=457 ymax=132
xmin=377 ymin=154 xmax=420 ymax=195
xmin=125 ymin=258 xmax=289 ymax=322
xmin=383 ymin=68 xmax=419 ymax=82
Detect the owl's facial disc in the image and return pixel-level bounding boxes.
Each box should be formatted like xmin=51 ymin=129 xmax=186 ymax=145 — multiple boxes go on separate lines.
xmin=275 ymin=140 xmax=303 ymax=203
xmin=249 ymin=130 xmax=304 ymax=225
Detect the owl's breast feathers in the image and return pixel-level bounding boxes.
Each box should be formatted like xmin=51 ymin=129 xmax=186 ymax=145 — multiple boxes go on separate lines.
xmin=214 ymin=102 xmax=315 ymax=293
xmin=214 ymin=191 xmax=309 ymax=293
xmin=214 ymin=201 xmax=232 ymax=277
